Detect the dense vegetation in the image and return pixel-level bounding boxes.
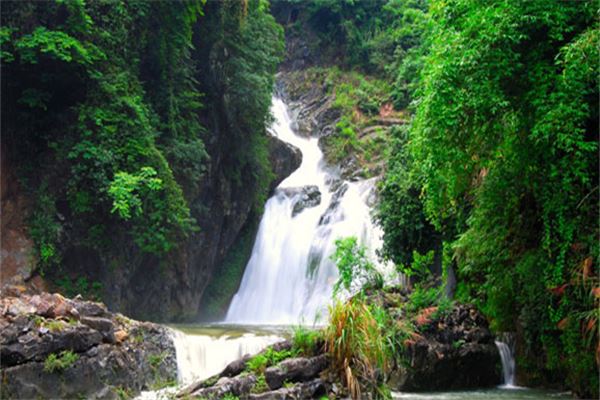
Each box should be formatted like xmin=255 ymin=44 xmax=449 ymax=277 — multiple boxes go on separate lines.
xmin=285 ymin=0 xmax=599 ymax=397
xmin=2 ymin=0 xmax=597 ymax=397
xmin=1 ymin=0 xmax=283 ymax=297
xmin=372 ymin=0 xmax=598 ymax=397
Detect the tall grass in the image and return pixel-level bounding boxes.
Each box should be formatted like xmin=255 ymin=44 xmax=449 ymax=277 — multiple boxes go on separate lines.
xmin=324 ymin=296 xmax=391 ymax=399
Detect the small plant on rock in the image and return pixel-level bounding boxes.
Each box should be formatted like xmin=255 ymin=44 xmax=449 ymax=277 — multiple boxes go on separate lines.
xmin=292 ymin=325 xmax=322 ymax=355
xmin=44 ymin=350 xmax=79 ymax=373
xmin=251 ymin=374 xmax=269 ymax=394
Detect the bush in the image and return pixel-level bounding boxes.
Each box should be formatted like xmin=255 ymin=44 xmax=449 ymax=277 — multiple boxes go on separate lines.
xmin=44 ymin=350 xmax=79 ymax=373
xmin=331 ymin=236 xmax=384 ymax=296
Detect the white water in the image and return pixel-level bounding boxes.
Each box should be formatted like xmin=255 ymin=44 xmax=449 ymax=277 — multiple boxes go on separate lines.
xmin=495 ymin=334 xmax=517 ymax=388
xmin=170 ymin=329 xmax=281 ymax=384
xmin=136 ymin=327 xmax=282 ymax=399
xmin=226 ymin=97 xmax=393 ymax=325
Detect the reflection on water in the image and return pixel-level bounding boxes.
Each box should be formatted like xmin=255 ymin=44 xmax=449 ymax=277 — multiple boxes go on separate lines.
xmin=393 ymin=387 xmax=572 ymax=400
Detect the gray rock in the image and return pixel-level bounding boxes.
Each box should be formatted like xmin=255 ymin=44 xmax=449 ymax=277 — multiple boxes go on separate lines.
xmin=268 ymin=135 xmax=302 ymax=193
xmin=221 ymin=353 xmax=252 ymax=377
xmin=388 ymin=304 xmax=502 ymax=391
xmin=264 ymin=354 xmax=329 ymax=390
xmin=0 ymin=292 xmax=176 ymax=399
xmin=279 ymin=186 xmax=322 ymax=217
xmin=249 ymin=378 xmax=328 ymax=400
xmin=182 ymin=374 xmax=258 ymax=399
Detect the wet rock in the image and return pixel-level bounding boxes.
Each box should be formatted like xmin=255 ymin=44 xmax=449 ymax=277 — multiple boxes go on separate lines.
xmin=279 ymin=185 xmax=322 ymax=217
xmin=264 ymin=354 xmax=329 ymax=390
xmin=221 ymin=353 xmax=253 ymax=377
xmin=319 ymin=183 xmax=348 ymax=226
xmin=268 ymin=135 xmax=302 ymax=193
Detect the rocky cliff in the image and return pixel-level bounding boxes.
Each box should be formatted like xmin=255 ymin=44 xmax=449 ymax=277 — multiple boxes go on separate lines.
xmin=0 ymin=286 xmax=176 ymax=399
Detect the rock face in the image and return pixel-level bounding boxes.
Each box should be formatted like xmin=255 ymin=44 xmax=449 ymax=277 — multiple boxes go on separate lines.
xmin=268 ymin=135 xmax=302 ymax=193
xmin=0 ymin=288 xmax=176 ymax=399
xmin=388 ymin=304 xmax=502 ymax=391
xmin=0 ymin=149 xmax=36 ymax=287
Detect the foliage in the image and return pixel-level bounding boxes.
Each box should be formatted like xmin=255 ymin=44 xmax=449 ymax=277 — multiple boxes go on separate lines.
xmin=28 ymin=184 xmax=62 ymax=272
xmin=291 ymin=325 xmax=323 ymax=355
xmin=196 ymin=0 xmax=284 ymax=213
xmin=404 ymin=284 xmax=440 ymax=314
xmin=331 ymin=236 xmax=384 ymax=296
xmin=251 ymin=374 xmax=269 ymax=394
xmin=296 ymin=0 xmax=428 ymax=108
xmin=108 ymin=167 xmax=163 ymax=220
xmin=55 ymin=276 xmax=102 ymax=301
xmin=44 ymin=350 xmax=79 ymax=373
xmin=245 ymin=347 xmax=298 ymax=374
xmin=2 ymin=0 xmax=283 ymax=294
xmin=377 ymin=126 xmax=439 ymax=270
xmin=324 ymin=297 xmax=391 ymax=400
xmin=377 ymin=0 xmax=598 ymax=395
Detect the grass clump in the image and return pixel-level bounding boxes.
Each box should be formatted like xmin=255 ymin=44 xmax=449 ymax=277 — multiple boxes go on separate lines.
xmin=245 ymin=347 xmax=298 ymax=374
xmin=44 ymin=350 xmax=79 ymax=373
xmin=251 ymin=374 xmax=269 ymax=394
xmin=324 ymin=297 xmax=391 ymax=400
xmin=292 ymin=325 xmax=323 ymax=355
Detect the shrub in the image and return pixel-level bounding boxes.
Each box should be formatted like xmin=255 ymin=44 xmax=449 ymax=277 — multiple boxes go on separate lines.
xmin=331 ymin=236 xmax=384 ymax=296
xmin=44 ymin=350 xmax=79 ymax=373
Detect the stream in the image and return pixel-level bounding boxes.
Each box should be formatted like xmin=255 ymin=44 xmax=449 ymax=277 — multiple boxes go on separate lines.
xmin=138 ymin=97 xmax=571 ymax=399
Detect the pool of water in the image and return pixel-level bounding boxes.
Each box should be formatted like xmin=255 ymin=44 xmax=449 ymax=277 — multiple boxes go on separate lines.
xmin=393 ymin=386 xmax=572 ymax=400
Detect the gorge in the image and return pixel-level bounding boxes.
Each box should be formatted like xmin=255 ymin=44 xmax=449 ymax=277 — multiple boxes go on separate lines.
xmin=1 ymin=0 xmax=597 ymax=399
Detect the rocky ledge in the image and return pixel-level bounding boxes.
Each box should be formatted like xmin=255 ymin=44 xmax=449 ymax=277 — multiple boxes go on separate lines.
xmin=0 ymin=286 xmax=177 ymax=399
xmin=389 ymin=302 xmax=501 ymax=391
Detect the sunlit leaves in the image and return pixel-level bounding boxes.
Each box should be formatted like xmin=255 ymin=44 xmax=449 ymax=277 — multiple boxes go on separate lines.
xmin=108 ymin=167 xmax=162 ymax=220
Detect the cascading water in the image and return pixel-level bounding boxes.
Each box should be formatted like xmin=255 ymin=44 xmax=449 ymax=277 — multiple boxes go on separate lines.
xmin=170 ymin=329 xmax=281 ymax=384
xmin=138 ymin=96 xmax=393 ymax=399
xmin=136 ymin=327 xmax=282 ymax=399
xmin=226 ymin=97 xmax=393 ymax=325
xmin=495 ymin=333 xmax=517 ymax=387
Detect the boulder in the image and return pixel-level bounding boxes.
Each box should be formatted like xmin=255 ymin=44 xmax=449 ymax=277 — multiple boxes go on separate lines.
xmin=268 ymin=135 xmax=302 ymax=193
xmin=250 ymin=378 xmax=328 ymax=400
xmin=388 ymin=304 xmax=502 ymax=391
xmin=279 ymin=185 xmax=322 ymax=217
xmin=264 ymin=354 xmax=329 ymax=390
xmin=179 ymin=374 xmax=258 ymax=399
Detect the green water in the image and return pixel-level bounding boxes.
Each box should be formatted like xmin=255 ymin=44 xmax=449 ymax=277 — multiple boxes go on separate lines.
xmin=393 ymin=387 xmax=572 ymax=400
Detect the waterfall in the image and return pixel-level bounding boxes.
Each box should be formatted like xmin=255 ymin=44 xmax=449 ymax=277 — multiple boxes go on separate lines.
xmin=170 ymin=329 xmax=282 ymax=384
xmin=225 ymin=97 xmax=393 ymax=325
xmin=135 ymin=328 xmax=281 ymax=399
xmin=495 ymin=333 xmax=517 ymax=387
